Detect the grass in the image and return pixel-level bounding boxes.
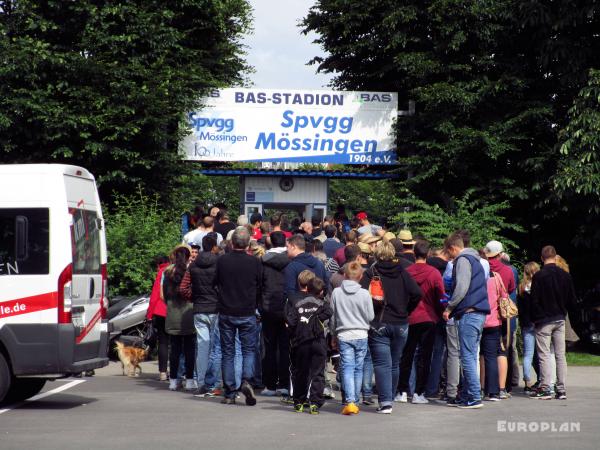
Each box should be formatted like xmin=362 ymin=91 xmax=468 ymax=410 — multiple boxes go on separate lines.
xmin=566 ymin=351 xmax=600 ymax=366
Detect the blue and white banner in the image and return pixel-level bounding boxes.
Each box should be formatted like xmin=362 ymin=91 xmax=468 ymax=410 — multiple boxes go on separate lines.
xmin=181 ymin=88 xmax=398 ymax=165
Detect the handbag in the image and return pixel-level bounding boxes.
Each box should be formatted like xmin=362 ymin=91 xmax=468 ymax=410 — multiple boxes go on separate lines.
xmin=494 ymin=274 xmax=518 ymax=351
xmin=369 ymin=265 xmax=385 ymax=303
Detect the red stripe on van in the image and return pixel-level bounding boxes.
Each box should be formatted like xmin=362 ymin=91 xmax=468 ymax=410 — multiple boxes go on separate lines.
xmin=0 ymin=292 xmax=58 ymax=319
xmin=75 ymin=308 xmax=103 ymax=344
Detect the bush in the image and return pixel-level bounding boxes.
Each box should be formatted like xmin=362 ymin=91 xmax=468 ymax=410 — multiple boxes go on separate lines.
xmin=104 ymin=189 xmax=181 ymax=296
xmin=391 ymin=193 xmax=524 ymax=254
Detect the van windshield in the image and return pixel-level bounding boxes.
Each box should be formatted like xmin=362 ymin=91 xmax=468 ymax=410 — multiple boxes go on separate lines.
xmin=0 ymin=208 xmax=50 ymax=275
xmin=70 ymin=208 xmax=102 ymax=275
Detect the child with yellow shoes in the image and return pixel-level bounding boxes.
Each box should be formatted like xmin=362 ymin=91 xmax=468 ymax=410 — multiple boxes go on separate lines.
xmin=330 ymin=262 xmax=375 ymax=415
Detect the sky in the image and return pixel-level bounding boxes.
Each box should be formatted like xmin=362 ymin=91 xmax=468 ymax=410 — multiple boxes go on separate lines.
xmin=242 ymin=0 xmax=334 ymax=90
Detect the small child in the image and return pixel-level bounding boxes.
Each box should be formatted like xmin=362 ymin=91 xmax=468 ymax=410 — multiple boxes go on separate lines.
xmin=330 ymin=261 xmax=375 ymax=415
xmin=285 ymin=275 xmax=332 ymax=414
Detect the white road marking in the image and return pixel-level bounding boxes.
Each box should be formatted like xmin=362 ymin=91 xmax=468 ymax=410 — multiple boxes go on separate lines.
xmin=0 ymin=379 xmax=85 ymax=414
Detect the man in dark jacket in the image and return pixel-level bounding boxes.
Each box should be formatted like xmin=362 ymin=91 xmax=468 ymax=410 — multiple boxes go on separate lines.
xmin=530 ymin=245 xmax=576 ymax=400
xmin=284 ymin=234 xmax=329 ymax=297
xmin=214 ymin=226 xmax=262 ymax=405
xmin=179 ymin=235 xmax=220 ymax=396
xmin=260 ymin=231 xmax=291 ymax=396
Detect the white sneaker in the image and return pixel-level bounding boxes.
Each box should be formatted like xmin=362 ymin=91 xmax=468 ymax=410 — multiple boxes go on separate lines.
xmin=261 ymin=388 xmax=277 ymax=396
xmin=412 ymin=393 xmax=429 ymax=404
xmin=169 ymin=379 xmax=181 ymax=391
xmin=276 ymin=388 xmax=289 ymax=396
xmin=394 ymin=392 xmax=408 ymax=403
xmin=184 ymin=379 xmax=197 ymax=391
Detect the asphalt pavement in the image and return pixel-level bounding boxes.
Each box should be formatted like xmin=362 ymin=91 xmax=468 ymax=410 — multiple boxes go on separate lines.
xmin=1 ymin=361 xmax=598 ymax=450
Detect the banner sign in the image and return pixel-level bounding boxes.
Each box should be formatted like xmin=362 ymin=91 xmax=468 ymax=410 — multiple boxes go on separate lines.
xmin=181 ymin=88 xmax=398 ymax=165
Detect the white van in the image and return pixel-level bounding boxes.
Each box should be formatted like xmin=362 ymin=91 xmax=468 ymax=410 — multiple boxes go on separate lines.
xmin=0 ymin=164 xmax=109 ymax=404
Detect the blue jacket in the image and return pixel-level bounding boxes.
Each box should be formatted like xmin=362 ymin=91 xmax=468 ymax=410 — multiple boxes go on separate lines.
xmin=284 ymin=252 xmax=329 ymax=298
xmin=449 ymin=251 xmax=490 ymax=319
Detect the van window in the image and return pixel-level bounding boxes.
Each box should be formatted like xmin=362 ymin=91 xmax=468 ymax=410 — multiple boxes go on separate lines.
xmin=70 ymin=208 xmax=102 ymax=274
xmin=0 ymin=208 xmax=50 ymax=275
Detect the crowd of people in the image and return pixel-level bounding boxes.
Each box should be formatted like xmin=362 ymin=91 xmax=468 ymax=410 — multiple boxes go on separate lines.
xmin=144 ymin=206 xmax=577 ymax=414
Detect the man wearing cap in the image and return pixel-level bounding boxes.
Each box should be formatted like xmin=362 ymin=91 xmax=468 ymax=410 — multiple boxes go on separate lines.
xmin=397 ymin=229 xmax=416 ymax=263
xmin=484 ymin=240 xmax=516 ymax=296
xmin=356 ymin=212 xmax=384 ymax=236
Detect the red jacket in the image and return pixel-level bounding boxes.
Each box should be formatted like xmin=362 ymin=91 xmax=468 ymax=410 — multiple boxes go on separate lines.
xmin=406 ymin=262 xmax=445 ymax=325
xmin=488 ymin=258 xmax=516 ymax=296
xmin=146 ymin=263 xmax=170 ymax=319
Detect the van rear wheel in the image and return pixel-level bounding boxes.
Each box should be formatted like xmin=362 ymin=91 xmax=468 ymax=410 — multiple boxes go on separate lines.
xmin=6 ymin=378 xmax=46 ymax=403
xmin=0 ymin=353 xmax=11 ymax=404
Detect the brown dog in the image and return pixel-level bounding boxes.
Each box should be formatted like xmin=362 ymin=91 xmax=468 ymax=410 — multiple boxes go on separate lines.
xmin=115 ymin=341 xmax=147 ymax=377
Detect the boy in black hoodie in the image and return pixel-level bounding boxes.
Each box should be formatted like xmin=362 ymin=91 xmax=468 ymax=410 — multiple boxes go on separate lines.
xmin=285 ymin=274 xmax=332 ymax=414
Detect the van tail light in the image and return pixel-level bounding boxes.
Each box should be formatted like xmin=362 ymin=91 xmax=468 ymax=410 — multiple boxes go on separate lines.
xmin=100 ymin=264 xmax=108 ymax=319
xmin=58 ymin=264 xmax=73 ymax=324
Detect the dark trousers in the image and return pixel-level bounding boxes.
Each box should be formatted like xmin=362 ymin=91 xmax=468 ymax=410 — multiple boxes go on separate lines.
xmin=398 ymin=322 xmax=436 ymax=395
xmin=169 ymin=334 xmax=195 ymax=379
xmin=481 ymin=326 xmax=501 ymax=395
xmin=292 ymin=339 xmax=327 ymax=407
xmin=261 ymin=312 xmax=290 ymax=391
xmin=153 ymin=315 xmax=169 ymax=373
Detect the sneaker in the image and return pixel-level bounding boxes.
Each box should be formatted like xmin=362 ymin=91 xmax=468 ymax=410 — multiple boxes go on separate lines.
xmin=376 ymin=405 xmax=393 ymax=414
xmin=184 ymin=379 xmax=197 ymax=391
xmin=294 ymin=403 xmax=304 ymax=413
xmin=221 ymin=397 xmax=236 ymax=405
xmin=276 ymin=388 xmax=290 ymax=396
xmin=168 ymin=379 xmax=181 ymax=391
xmin=193 ymin=385 xmax=216 ymax=398
xmin=530 ymin=390 xmax=552 ymax=400
xmin=446 ymin=397 xmax=460 ymax=407
xmin=555 ymin=391 xmax=567 ymax=400
xmin=280 ymin=395 xmax=294 ymax=405
xmin=309 ymin=404 xmax=320 ymax=415
xmin=523 ymin=385 xmax=534 ymax=394
xmin=362 ymin=396 xmax=375 ymax=406
xmin=499 ymin=390 xmax=511 ymax=399
xmin=240 ymin=381 xmax=257 ymax=406
xmin=261 ymin=388 xmax=277 ymax=396
xmin=457 ymin=400 xmax=483 ymax=409
xmin=323 ymin=387 xmax=336 ymax=399
xmin=485 ymin=394 xmax=501 ymax=402
xmin=341 ymin=402 xmax=359 ymax=415
xmin=211 ymin=387 xmax=223 ymax=396
xmin=394 ymin=392 xmax=408 ymax=403
xmin=159 ymin=372 xmax=168 ymax=382
xmin=412 ymin=393 xmax=429 ymax=404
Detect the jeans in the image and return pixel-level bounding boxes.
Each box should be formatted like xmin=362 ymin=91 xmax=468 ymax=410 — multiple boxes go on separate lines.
xmin=445 ymin=322 xmax=460 ymax=398
xmin=261 ymin=312 xmax=290 ymax=391
xmin=254 ymin=320 xmax=263 ymax=387
xmin=368 ymin=322 xmax=408 ymax=407
xmin=536 ymin=320 xmax=567 ymax=392
xmin=194 ymin=313 xmax=218 ymax=387
xmin=480 ymin=326 xmax=501 ymax=395
xmin=456 ymin=312 xmax=486 ymax=403
xmin=522 ymin=324 xmax=536 ymax=383
xmin=205 ymin=318 xmax=242 ymax=389
xmin=219 ymin=314 xmax=257 ymax=399
xmin=425 ymin=321 xmax=447 ymax=397
xmin=339 ymin=338 xmax=369 ymax=404
xmin=398 ymin=322 xmax=436 ymax=395
xmin=362 ymin=348 xmax=374 ymax=398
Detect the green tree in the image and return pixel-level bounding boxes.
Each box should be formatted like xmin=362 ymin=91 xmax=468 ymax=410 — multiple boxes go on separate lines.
xmin=104 ymin=190 xmax=180 ymax=296
xmin=554 ymin=69 xmax=600 ymax=211
xmin=0 ymin=0 xmax=251 ymax=205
